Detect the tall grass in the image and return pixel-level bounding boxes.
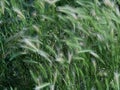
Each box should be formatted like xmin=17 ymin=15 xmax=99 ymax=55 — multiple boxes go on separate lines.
xmin=0 ymin=0 xmax=120 ymax=89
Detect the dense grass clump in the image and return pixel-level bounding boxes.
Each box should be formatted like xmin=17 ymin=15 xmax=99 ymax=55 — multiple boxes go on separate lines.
xmin=0 ymin=0 xmax=120 ymax=89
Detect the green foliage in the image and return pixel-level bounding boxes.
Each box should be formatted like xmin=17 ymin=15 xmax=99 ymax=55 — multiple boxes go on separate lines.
xmin=0 ymin=0 xmax=120 ymax=89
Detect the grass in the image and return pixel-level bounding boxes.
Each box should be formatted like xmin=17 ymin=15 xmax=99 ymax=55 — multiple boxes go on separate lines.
xmin=0 ymin=0 xmax=120 ymax=89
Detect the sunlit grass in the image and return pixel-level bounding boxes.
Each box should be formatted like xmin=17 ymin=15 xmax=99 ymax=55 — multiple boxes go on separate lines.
xmin=0 ymin=0 xmax=120 ymax=89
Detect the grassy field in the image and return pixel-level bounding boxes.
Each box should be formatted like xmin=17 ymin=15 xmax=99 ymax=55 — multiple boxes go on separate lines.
xmin=0 ymin=0 xmax=120 ymax=89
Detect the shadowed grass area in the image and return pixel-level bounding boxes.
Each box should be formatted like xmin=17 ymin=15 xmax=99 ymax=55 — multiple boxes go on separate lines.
xmin=0 ymin=0 xmax=120 ymax=90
